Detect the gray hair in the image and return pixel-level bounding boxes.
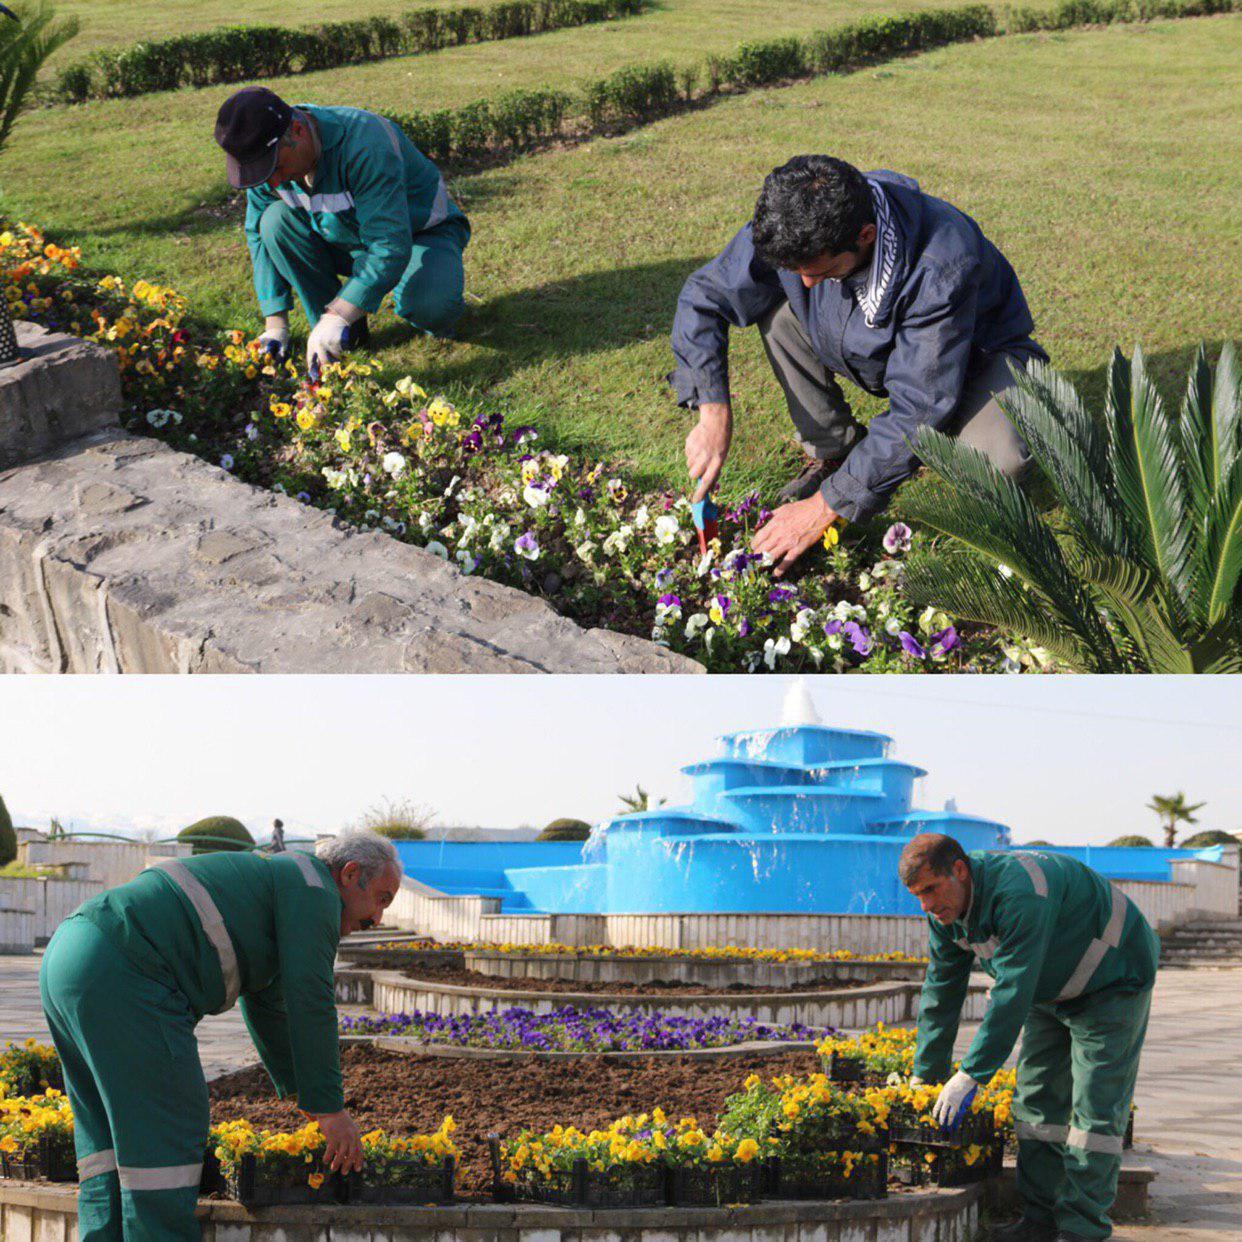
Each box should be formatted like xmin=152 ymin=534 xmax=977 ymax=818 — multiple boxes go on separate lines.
xmin=314 ymin=829 xmax=401 ymax=886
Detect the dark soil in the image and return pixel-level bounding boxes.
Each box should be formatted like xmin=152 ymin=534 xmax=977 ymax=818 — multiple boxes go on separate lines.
xmin=208 ymin=1043 xmax=821 ymax=1196
xmin=401 ymin=963 xmax=867 ymax=996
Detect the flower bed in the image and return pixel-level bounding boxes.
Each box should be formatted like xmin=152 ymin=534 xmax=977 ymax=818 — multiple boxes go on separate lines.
xmin=0 ymin=1041 xmax=63 ymax=1098
xmin=0 ymin=1089 xmax=75 ymax=1182
xmin=0 ymin=223 xmax=1027 ymax=674
xmin=340 ymin=1007 xmax=827 ymax=1050
xmin=210 ymin=1117 xmax=458 ymax=1206
xmin=399 ymin=941 xmax=929 ymax=965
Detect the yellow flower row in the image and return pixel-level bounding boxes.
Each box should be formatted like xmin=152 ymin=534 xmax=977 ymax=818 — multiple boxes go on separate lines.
xmin=403 ymin=940 xmax=927 ymax=965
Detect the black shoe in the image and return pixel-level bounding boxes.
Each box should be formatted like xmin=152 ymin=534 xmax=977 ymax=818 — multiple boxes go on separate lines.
xmin=778 ymin=455 xmax=844 ymax=504
xmin=345 ymin=316 xmax=370 ymax=351
xmin=990 ymin=1221 xmax=1057 ymax=1242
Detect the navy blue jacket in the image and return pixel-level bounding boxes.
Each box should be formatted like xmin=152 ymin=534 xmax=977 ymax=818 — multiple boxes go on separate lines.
xmin=669 ymin=171 xmax=1046 ymax=522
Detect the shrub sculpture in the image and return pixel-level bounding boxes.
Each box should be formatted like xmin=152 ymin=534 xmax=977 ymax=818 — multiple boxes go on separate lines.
xmin=178 ymin=815 xmax=254 ymax=854
xmin=0 ymin=795 xmax=15 ymax=866
xmin=537 ymin=818 xmax=593 ymax=841
xmin=1180 ymin=829 xmax=1240 ymax=848
xmin=906 ymin=345 xmax=1241 ymax=673
xmin=1106 ymin=835 xmax=1155 ymax=848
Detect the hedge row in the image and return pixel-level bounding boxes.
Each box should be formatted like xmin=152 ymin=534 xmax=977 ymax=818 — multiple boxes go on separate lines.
xmin=382 ymin=5 xmax=998 ymax=163
xmin=1004 ymin=0 xmax=1235 ymax=29
xmin=56 ymin=0 xmax=648 ymax=103
xmin=380 ymin=0 xmax=1233 ymax=166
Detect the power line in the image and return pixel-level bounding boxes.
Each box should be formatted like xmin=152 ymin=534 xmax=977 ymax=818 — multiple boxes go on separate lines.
xmin=822 ymin=684 xmax=1242 ymax=733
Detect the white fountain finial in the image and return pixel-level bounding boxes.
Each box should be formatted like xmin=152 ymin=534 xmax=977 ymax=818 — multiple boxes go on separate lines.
xmin=781 ymin=677 xmax=821 ymax=726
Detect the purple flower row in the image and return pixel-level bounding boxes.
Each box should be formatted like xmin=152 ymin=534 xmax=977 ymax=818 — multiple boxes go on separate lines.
xmin=340 ymin=1007 xmax=833 ymax=1052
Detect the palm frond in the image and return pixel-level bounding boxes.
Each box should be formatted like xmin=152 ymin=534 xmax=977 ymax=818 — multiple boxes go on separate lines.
xmin=1104 ymin=345 xmax=1195 ymax=603
xmin=0 ymin=3 xmax=78 ymax=152
xmin=1076 ymin=555 xmax=1182 ymax=672
xmin=1212 ymin=340 xmax=1240 ymax=491
xmin=997 ymin=358 xmax=1129 ymax=557
xmin=1202 ymin=457 xmax=1242 ymax=625
xmin=909 ymin=427 xmax=1120 ymax=663
xmin=1176 ymin=343 xmax=1215 ymax=524
xmin=904 ymin=546 xmax=1105 ymax=670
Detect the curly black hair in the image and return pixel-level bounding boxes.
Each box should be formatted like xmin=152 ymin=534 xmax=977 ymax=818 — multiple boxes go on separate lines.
xmin=751 ymin=156 xmax=874 ymax=268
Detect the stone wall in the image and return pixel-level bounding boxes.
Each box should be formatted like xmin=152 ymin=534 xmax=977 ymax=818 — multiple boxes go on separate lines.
xmin=0 ymin=907 xmax=35 ymax=953
xmin=1169 ymin=857 xmax=1238 ymax=917
xmin=0 ymin=876 xmax=100 ymax=942
xmin=0 ymin=322 xmax=697 ymax=674
xmin=19 ymin=839 xmax=187 ymax=891
xmin=369 ymin=971 xmax=990 ymax=1027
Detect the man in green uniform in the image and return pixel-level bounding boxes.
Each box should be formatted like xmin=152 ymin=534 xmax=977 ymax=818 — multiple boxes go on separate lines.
xmin=213 ymin=86 xmax=470 ymax=375
xmin=39 ymin=829 xmax=403 ymax=1241
xmin=900 ymin=833 xmax=1158 ymax=1242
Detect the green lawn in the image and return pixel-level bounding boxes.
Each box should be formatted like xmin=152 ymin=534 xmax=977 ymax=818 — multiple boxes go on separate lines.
xmin=4 ymin=15 xmax=1239 ymax=505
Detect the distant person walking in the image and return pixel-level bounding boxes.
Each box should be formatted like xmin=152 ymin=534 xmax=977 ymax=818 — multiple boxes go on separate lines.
xmin=269 ymin=818 xmax=286 ymax=853
xmin=900 ymin=834 xmax=1158 ymax=1242
xmin=214 ymin=86 xmax=470 ymax=377
xmin=40 ymin=831 xmax=402 ymax=1239
xmin=671 ymin=156 xmax=1045 ymax=572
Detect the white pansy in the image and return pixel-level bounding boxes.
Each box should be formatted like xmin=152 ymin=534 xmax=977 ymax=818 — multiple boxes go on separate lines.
xmin=576 ymin=540 xmax=596 ymax=561
xmin=382 ymin=451 xmax=407 ymax=478
xmin=418 ymin=512 xmax=434 ymax=534
xmin=574 ymin=508 xmax=586 ymax=527
xmin=654 ymin=514 xmax=679 ymax=546
xmin=424 ymin=541 xmax=449 ymax=559
xmin=703 ymin=626 xmax=716 ymax=653
xmin=634 ymin=505 xmax=650 ymax=529
xmin=884 ymin=616 xmax=903 ymax=637
xmin=790 ymin=608 xmax=815 ymax=643
xmin=695 ymin=551 xmax=714 ymax=577
xmin=685 ymin=613 xmax=709 ymax=639
xmin=456 ymin=549 xmax=477 ymax=574
xmin=321 ymin=467 xmax=347 ymax=490
xmin=763 ymin=636 xmax=792 ymax=669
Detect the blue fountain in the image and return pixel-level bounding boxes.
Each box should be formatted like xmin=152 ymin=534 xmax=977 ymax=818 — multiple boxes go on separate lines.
xmin=501 ymin=682 xmax=1010 ymax=917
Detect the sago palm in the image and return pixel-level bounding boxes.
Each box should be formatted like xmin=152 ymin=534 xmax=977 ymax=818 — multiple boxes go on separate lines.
xmin=0 ymin=2 xmax=77 ymax=152
xmin=903 ymin=343 xmax=1241 ymax=672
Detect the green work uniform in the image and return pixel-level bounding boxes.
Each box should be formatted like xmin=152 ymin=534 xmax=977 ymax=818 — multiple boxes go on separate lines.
xmin=39 ymin=850 xmax=343 ymax=1242
xmin=244 ymin=103 xmax=471 ymax=336
xmin=913 ymin=850 xmax=1159 ymax=1239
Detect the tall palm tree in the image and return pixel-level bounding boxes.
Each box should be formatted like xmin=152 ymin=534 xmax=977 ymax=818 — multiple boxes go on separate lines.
xmin=0 ymin=2 xmax=78 ymax=364
xmin=903 ymin=344 xmax=1241 ymax=672
xmin=617 ymin=784 xmax=665 ymax=815
xmin=1146 ymin=792 xmax=1206 ymax=849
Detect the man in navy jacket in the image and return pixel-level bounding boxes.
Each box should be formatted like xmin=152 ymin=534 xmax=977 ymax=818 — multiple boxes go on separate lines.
xmin=671 ymin=156 xmax=1046 ymax=572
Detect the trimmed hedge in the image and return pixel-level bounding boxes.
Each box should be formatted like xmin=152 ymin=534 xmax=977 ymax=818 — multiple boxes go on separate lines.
xmin=378 ymin=0 xmax=1232 ymax=165
xmin=383 ymin=5 xmax=998 ymax=163
xmin=56 ymin=0 xmax=648 ymax=103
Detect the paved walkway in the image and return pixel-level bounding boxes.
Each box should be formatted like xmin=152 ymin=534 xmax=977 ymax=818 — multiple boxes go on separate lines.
xmin=3 ymin=955 xmax=1238 ymax=1237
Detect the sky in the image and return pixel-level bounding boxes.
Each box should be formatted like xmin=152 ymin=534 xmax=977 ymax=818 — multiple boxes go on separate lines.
xmin=1 ymin=676 xmax=1238 ymax=846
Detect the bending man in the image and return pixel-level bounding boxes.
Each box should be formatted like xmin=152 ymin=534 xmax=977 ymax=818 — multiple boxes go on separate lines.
xmin=671 ymin=156 xmax=1045 ymax=572
xmin=40 ymin=829 xmax=403 ymax=1240
xmin=901 ymin=833 xmax=1158 ymax=1242
xmin=214 ymin=86 xmax=470 ymax=375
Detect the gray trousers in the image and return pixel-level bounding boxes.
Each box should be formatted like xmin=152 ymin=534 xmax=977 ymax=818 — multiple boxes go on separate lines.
xmin=758 ymin=300 xmax=1033 ymax=479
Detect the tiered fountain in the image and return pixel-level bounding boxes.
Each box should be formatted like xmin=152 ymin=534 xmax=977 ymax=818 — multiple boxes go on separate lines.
xmin=503 ymin=682 xmax=1011 ymax=916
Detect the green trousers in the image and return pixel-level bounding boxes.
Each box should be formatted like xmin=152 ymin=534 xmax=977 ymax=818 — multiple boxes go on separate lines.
xmin=39 ymin=916 xmax=208 ymax=1242
xmin=256 ymin=199 xmax=468 ymax=336
xmin=1014 ymin=985 xmax=1152 ymax=1239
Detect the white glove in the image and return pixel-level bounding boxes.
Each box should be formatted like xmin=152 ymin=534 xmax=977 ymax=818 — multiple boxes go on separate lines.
xmin=259 ymin=315 xmax=290 ymax=361
xmin=306 ymin=311 xmax=350 ymax=377
xmin=931 ymin=1069 xmax=980 ymax=1129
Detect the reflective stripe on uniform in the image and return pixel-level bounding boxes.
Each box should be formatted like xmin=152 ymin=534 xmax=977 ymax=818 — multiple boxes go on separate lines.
xmin=1014 ymin=853 xmax=1049 ymax=897
xmin=151 ymin=859 xmax=241 ymax=1010
xmin=955 ymin=935 xmax=1000 ymax=960
xmin=1067 ymin=1126 xmax=1124 ymax=1154
xmin=117 ymin=1162 xmax=203 ymax=1191
xmin=276 ymin=185 xmax=355 ymax=214
xmin=78 ymin=1148 xmax=117 ymax=1180
xmin=288 ymin=851 xmax=324 ymax=888
xmin=423 ymin=177 xmax=452 ymax=231
xmin=1056 ymin=883 xmax=1129 ymax=1002
xmin=1015 ymin=1120 xmax=1069 ymax=1143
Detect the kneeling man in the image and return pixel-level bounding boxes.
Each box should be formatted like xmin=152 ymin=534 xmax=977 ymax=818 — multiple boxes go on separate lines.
xmin=672 ymin=156 xmax=1046 ymax=571
xmin=901 ymin=833 xmax=1158 ymax=1242
xmin=215 ymin=86 xmax=470 ymax=375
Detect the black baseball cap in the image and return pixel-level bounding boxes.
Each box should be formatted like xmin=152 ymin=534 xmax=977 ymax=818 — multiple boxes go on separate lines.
xmin=215 ymin=87 xmax=293 ymax=189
